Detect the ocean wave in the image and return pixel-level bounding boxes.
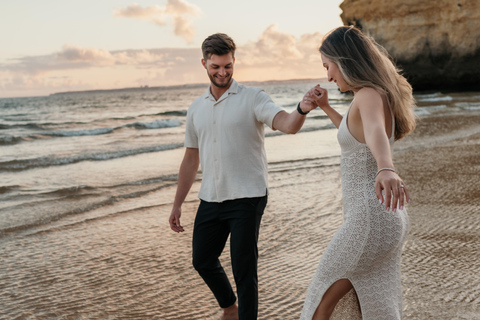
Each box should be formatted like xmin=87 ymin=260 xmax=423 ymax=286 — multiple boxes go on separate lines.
xmin=80 ymin=104 xmax=108 ymax=109
xmin=126 ymin=118 xmax=182 ymax=130
xmin=0 ymin=143 xmax=184 ymax=172
xmin=0 ymin=185 xmax=21 ymax=194
xmin=455 ymin=102 xmax=480 ymax=110
xmin=156 ymin=110 xmax=187 ymax=117
xmin=414 ymin=105 xmax=448 ymax=116
xmin=111 ymin=116 xmax=136 ymax=121
xmin=416 ymin=94 xmax=453 ymax=102
xmin=0 ymin=175 xmax=179 ymax=235
xmin=42 ymin=185 xmax=97 ymax=197
xmin=0 ymin=116 xmax=172 ymax=132
xmin=414 ymin=108 xmax=432 ymax=116
xmin=0 ymin=118 xmax=183 ymax=145
xmin=0 ymin=123 xmax=47 ymax=130
xmin=0 ymin=121 xmax=90 ymax=130
xmin=0 ymin=101 xmax=19 ymax=109
xmin=415 ymin=92 xmax=442 ymax=99
xmin=45 ymin=127 xmax=115 ymax=137
xmin=310 ymin=114 xmax=330 ymax=120
xmin=0 ymin=135 xmax=26 ymax=146
xmin=329 ymin=97 xmax=354 ymax=102
xmin=38 ymin=175 xmax=178 ymax=199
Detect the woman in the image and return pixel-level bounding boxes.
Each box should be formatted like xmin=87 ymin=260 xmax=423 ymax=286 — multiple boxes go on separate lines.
xmin=300 ymin=26 xmax=416 ymax=319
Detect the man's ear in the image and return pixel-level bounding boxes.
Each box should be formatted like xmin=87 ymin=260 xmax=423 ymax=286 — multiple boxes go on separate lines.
xmin=201 ymin=59 xmax=206 ymax=69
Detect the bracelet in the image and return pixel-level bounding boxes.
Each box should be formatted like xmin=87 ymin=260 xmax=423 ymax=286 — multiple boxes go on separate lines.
xmin=297 ymin=102 xmax=309 ymax=115
xmin=376 ymin=168 xmax=396 ymax=177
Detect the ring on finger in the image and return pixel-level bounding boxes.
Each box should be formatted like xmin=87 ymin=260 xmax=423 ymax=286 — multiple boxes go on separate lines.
xmin=398 ymin=185 xmax=405 ymax=189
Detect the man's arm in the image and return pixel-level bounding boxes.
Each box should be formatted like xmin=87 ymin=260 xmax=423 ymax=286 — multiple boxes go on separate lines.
xmin=272 ymin=99 xmax=316 ymax=134
xmin=169 ymin=147 xmax=200 ymax=233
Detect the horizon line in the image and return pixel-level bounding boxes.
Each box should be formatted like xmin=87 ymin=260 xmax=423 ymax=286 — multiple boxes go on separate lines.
xmin=0 ymin=77 xmax=329 ymax=99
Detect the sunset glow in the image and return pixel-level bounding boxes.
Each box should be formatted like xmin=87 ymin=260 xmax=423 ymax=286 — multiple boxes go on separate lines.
xmin=0 ymin=1 xmax=343 ymax=98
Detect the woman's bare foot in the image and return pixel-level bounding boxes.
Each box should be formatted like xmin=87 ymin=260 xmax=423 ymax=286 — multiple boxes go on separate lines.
xmin=220 ymin=303 xmax=238 ymax=320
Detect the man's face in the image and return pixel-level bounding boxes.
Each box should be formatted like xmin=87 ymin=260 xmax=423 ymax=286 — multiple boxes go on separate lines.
xmin=202 ymin=53 xmax=235 ymax=88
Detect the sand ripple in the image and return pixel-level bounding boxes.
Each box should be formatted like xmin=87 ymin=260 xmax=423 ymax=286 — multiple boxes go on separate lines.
xmin=1 ymin=114 xmax=479 ymax=319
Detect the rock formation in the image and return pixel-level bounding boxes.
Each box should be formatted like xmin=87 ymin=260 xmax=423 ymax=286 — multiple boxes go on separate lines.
xmin=340 ymin=0 xmax=480 ymax=91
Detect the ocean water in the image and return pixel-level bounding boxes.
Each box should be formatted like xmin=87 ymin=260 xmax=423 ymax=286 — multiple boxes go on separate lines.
xmin=1 ymin=80 xmax=480 ymax=319
xmin=1 ymin=80 xmax=479 ymax=236
xmin=0 ymin=80 xmax=339 ymax=235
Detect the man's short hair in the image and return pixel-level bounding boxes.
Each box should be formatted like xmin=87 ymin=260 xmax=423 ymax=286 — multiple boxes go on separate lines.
xmin=201 ymin=33 xmax=236 ymax=60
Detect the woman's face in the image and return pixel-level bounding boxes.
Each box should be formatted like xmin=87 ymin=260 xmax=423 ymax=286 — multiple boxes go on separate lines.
xmin=321 ymin=53 xmax=351 ymax=92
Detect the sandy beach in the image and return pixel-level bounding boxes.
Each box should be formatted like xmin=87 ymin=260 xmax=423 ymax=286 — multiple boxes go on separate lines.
xmin=392 ymin=113 xmax=480 ymax=319
xmin=1 ymin=111 xmax=479 ymax=319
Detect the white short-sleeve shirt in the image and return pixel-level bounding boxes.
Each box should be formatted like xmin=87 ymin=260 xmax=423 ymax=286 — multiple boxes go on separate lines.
xmin=185 ymin=79 xmax=283 ymax=202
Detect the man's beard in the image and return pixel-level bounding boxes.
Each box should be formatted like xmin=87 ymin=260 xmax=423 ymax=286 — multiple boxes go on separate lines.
xmin=207 ymin=72 xmax=232 ymax=88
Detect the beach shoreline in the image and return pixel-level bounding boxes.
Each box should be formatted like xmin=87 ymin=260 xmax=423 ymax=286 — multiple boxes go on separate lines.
xmin=0 ymin=110 xmax=479 ymax=319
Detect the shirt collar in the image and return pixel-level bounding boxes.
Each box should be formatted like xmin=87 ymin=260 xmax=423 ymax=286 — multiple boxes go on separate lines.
xmin=203 ymin=79 xmax=239 ymax=101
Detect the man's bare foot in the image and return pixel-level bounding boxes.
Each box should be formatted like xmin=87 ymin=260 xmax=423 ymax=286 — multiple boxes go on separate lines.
xmin=220 ymin=303 xmax=238 ymax=320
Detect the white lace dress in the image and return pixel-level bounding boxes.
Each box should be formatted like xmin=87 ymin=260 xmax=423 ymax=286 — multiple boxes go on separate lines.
xmin=299 ymin=104 xmax=409 ymax=319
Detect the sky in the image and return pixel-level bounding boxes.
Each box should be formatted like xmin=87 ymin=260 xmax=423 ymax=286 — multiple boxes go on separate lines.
xmin=0 ymin=0 xmax=344 ymax=98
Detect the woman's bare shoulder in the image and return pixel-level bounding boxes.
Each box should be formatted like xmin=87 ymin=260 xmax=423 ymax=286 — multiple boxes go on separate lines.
xmin=354 ymin=87 xmax=383 ymax=110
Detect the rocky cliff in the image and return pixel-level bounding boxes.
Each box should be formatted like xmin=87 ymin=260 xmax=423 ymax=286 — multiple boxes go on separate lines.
xmin=340 ymin=0 xmax=480 ymax=91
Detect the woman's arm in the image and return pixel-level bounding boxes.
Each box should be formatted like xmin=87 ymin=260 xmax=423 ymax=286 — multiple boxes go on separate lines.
xmin=310 ymin=85 xmax=343 ymax=128
xmin=354 ymin=88 xmax=411 ymax=211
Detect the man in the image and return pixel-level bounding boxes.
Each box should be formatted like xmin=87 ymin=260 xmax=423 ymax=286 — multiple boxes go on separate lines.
xmin=169 ymin=33 xmax=315 ymax=320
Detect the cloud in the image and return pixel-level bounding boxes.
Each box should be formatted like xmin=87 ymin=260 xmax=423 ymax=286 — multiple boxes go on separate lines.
xmin=0 ymin=45 xmax=202 ymax=97
xmin=56 ymin=45 xmax=116 ymax=65
xmin=0 ymin=26 xmax=327 ymax=97
xmin=114 ymin=1 xmax=202 ymax=43
xmin=172 ymin=15 xmax=196 ymax=43
xmin=55 ymin=45 xmax=173 ymax=67
xmin=239 ymin=24 xmax=323 ymax=66
xmin=114 ymin=3 xmax=167 ymax=25
xmin=234 ymin=25 xmax=325 ymax=81
xmin=257 ymin=24 xmax=303 ymax=59
xmin=0 ymin=45 xmax=176 ymax=75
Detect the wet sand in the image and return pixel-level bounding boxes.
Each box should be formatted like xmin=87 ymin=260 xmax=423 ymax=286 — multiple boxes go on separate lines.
xmin=1 ymin=113 xmax=479 ymax=319
xmin=393 ymin=113 xmax=480 ymax=319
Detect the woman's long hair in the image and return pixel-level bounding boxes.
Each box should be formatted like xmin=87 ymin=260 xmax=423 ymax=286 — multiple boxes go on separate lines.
xmin=320 ymin=26 xmax=416 ymax=140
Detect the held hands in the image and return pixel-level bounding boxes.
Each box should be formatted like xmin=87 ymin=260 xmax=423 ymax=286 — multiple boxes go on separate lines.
xmin=307 ymin=85 xmax=330 ymax=109
xmin=169 ymin=207 xmax=185 ymax=233
xmin=299 ymin=84 xmax=330 ymax=113
xmin=375 ymin=170 xmax=411 ymax=212
xmin=299 ymin=91 xmax=317 ymax=113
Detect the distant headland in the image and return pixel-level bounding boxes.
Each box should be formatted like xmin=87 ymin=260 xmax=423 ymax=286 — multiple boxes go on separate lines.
xmin=50 ymin=78 xmax=327 ymax=96
xmin=50 ymin=84 xmax=207 ymax=96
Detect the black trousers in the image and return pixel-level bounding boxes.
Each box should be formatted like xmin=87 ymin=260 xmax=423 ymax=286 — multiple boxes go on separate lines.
xmin=192 ymin=195 xmax=267 ymax=320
